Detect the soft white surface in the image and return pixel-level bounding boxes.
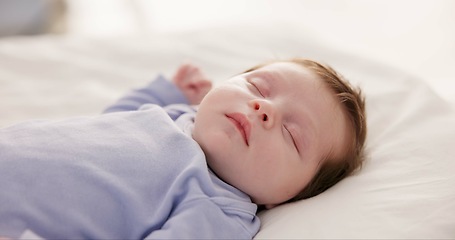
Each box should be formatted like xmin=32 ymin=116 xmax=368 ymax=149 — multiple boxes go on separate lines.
xmin=64 ymin=0 xmax=455 ymax=104
xmin=1 ymin=25 xmax=454 ymax=238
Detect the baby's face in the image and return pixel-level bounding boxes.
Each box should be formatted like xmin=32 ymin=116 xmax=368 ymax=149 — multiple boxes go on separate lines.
xmin=192 ymin=62 xmax=349 ymax=207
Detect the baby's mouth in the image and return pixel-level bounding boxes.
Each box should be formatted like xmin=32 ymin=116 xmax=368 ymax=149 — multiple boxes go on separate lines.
xmin=226 ymin=113 xmax=251 ymax=146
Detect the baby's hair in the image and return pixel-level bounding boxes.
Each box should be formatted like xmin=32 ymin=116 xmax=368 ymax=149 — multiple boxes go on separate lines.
xmin=244 ymin=58 xmax=367 ymax=202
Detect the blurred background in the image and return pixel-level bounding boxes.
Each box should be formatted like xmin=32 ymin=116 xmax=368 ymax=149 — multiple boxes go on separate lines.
xmin=0 ymin=0 xmax=454 ymax=101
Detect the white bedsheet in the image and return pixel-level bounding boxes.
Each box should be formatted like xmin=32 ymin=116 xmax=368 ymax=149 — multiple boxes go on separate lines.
xmin=1 ymin=24 xmax=454 ymax=238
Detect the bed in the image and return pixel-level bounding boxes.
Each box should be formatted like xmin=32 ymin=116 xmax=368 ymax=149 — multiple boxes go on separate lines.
xmin=1 ymin=24 xmax=454 ymax=239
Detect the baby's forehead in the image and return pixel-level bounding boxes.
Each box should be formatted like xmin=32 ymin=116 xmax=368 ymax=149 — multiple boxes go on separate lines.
xmin=249 ymin=62 xmax=321 ymax=83
xmin=254 ymin=63 xmax=327 ymax=93
xmin=250 ymin=61 xmax=300 ymax=73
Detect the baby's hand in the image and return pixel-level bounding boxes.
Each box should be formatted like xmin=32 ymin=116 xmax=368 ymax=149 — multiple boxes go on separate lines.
xmin=172 ymin=63 xmax=212 ymax=105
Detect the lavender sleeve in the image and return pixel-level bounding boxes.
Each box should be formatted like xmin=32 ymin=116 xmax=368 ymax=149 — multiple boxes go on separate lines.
xmin=103 ymin=75 xmax=189 ymax=113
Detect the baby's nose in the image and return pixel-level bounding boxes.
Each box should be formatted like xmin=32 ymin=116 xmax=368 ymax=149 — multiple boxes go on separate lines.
xmin=250 ymin=99 xmax=276 ymax=129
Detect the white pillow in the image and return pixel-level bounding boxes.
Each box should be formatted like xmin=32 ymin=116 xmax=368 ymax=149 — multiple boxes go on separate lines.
xmin=256 ymin=60 xmax=455 ymax=238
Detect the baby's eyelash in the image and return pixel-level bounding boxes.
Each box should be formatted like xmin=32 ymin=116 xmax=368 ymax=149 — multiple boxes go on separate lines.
xmin=284 ymin=125 xmax=299 ymax=152
xmin=248 ymin=81 xmax=264 ymax=97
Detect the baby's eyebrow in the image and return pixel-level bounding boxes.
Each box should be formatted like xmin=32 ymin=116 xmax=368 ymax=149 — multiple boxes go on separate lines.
xmin=251 ymin=70 xmax=280 ymax=90
xmin=256 ymin=70 xmax=278 ymax=82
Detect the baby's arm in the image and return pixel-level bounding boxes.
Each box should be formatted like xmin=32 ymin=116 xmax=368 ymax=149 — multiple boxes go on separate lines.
xmin=103 ymin=64 xmax=212 ymax=113
xmin=103 ymin=74 xmax=187 ymax=113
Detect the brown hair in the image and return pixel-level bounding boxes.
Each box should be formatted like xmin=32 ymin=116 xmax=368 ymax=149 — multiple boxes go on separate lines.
xmin=244 ymin=58 xmax=367 ymax=202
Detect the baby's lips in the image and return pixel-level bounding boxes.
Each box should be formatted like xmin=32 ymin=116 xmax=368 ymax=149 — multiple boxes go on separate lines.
xmin=226 ymin=113 xmax=251 ymax=146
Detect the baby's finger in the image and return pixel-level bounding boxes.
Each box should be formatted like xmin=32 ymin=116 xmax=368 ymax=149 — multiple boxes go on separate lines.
xmin=172 ymin=64 xmax=192 ymax=84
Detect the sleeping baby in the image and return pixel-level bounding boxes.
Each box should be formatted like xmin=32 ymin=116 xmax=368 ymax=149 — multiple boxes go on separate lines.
xmin=0 ymin=58 xmax=367 ymax=239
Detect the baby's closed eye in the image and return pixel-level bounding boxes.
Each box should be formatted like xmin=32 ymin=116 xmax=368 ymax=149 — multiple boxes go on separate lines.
xmin=283 ymin=125 xmax=299 ymax=152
